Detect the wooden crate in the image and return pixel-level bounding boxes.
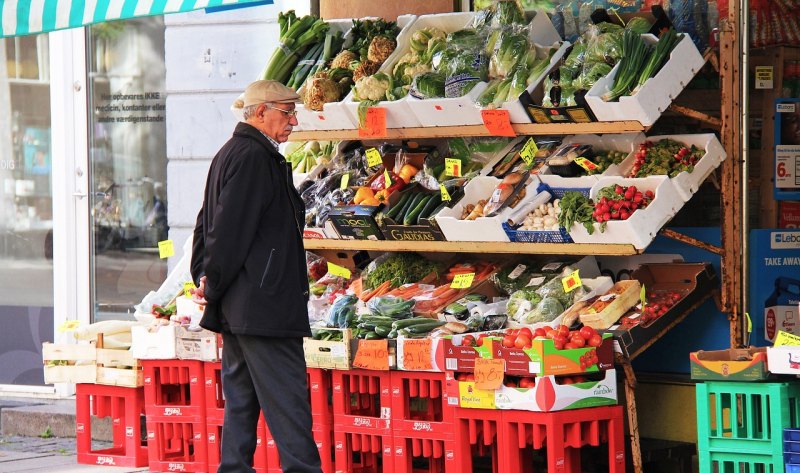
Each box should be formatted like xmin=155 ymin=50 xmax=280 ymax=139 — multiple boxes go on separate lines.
xmin=42 ymin=343 xmax=97 ymax=384
xmin=96 ymin=348 xmax=143 ymax=387
xmin=319 ymin=0 xmax=456 ymax=20
xmin=303 ymin=328 xmax=353 ymax=370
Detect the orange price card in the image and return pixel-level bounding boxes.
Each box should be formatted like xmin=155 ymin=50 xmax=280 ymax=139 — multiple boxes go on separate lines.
xmin=353 ymin=339 xmax=390 ymax=370
xmin=474 ymin=358 xmax=505 ymax=390
xmin=350 ymin=277 xmax=364 ymax=298
xmin=358 ymin=107 xmax=387 ymax=138
xmin=401 ymin=339 xmax=433 ymax=371
xmin=480 ymin=110 xmax=516 ymax=137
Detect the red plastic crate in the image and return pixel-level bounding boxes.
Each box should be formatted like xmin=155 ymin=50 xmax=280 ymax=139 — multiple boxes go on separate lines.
xmin=334 ymin=430 xmax=394 ymax=473
xmin=500 ymin=405 xmax=626 ymax=473
xmin=392 ymin=435 xmax=457 ymax=473
xmin=333 ymin=369 xmax=392 ymax=434
xmin=204 ymin=361 xmax=223 ymax=423
xmin=145 ymin=419 xmax=208 ymax=473
xmin=391 ymin=371 xmax=454 ymax=440
xmin=75 ymin=383 xmax=148 ymax=468
xmin=143 ymin=359 xmax=206 ymax=421
xmin=453 ymin=407 xmax=504 ymax=473
xmin=205 ymin=416 xmax=269 ymax=473
xmin=308 ymin=367 xmax=333 ymax=427
xmin=264 ymin=421 xmax=334 ymax=473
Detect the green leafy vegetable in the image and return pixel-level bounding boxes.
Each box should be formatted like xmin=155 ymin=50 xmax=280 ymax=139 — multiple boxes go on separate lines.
xmin=557 ymin=191 xmax=595 ymax=234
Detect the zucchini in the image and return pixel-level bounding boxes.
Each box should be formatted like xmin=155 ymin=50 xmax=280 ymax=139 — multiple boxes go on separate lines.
xmin=400 ymin=192 xmax=426 ymax=222
xmin=385 ymin=192 xmax=412 ymax=220
xmin=404 ymin=194 xmax=432 ymax=226
xmin=418 ymin=193 xmax=442 ymax=221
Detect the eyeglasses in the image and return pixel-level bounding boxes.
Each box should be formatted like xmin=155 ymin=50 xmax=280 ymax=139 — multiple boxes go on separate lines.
xmin=264 ymin=105 xmax=298 ymax=118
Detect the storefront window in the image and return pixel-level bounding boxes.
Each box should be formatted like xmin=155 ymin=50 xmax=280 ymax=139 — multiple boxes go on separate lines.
xmin=0 ymin=34 xmax=54 ymax=385
xmin=87 ymin=18 xmax=168 ymax=322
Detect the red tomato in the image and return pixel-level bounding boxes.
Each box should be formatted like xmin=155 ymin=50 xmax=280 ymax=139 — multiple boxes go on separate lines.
xmin=519 ymin=377 xmax=536 ymax=389
xmin=588 ymin=334 xmax=603 ymax=347
xmin=504 ymin=379 xmax=517 ymax=388
xmin=569 ymin=333 xmax=586 ymax=348
xmin=502 ymin=335 xmax=515 ymax=348
xmin=534 ymin=327 xmax=547 ymax=338
xmin=514 ymin=335 xmax=531 ymax=349
xmin=553 ymin=334 xmax=567 ymax=349
xmin=561 ymin=377 xmax=575 ymax=385
xmin=564 ymin=342 xmax=579 ymax=350
xmin=518 ymin=327 xmax=533 ymax=339
xmin=462 ymin=335 xmax=476 ymax=347
xmin=557 ymin=325 xmax=570 ymax=337
xmin=579 ymin=326 xmax=597 ymax=340
xmin=573 ymin=376 xmax=587 ymax=384
xmin=463 ymin=374 xmax=475 ymax=382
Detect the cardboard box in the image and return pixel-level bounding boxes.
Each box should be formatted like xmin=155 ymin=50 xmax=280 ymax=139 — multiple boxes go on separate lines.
xmin=444 ymin=371 xmax=497 ymax=409
xmin=520 ymin=89 xmax=597 ymax=124
xmin=605 ymin=263 xmax=719 ymax=359
xmin=175 ymin=327 xmax=220 ymax=361
xmin=42 ymin=343 xmax=98 ymax=384
xmin=329 ymin=205 xmax=385 ymax=240
xmin=690 ymin=347 xmax=770 ymax=381
xmin=495 ymin=369 xmax=618 ymax=412
xmin=131 ymin=325 xmax=219 ymax=361
xmin=303 ymin=328 xmax=353 ymax=370
xmin=490 ymin=333 xmax=615 ymax=377
xmin=437 ymin=334 xmax=494 ymax=373
xmin=767 ymin=345 xmax=800 ymax=375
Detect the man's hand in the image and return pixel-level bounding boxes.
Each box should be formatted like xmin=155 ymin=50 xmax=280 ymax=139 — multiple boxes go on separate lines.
xmin=191 ymin=276 xmax=208 ymax=306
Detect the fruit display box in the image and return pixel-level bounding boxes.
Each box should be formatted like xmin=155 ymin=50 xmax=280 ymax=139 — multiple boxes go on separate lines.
xmin=490 ymin=332 xmax=615 ymax=377
xmin=690 ymin=347 xmax=770 ymax=382
xmin=494 ymin=369 xmax=618 ymax=412
xmin=604 ymin=262 xmax=718 ymax=359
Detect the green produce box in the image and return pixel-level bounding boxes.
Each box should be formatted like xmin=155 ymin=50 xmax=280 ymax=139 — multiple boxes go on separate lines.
xmin=329 ymin=205 xmax=385 ymax=240
xmin=689 ymin=347 xmax=770 ymax=381
xmin=490 ymin=333 xmax=615 ymax=377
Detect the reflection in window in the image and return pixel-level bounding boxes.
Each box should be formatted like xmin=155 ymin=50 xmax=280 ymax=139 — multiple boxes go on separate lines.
xmin=88 ymin=18 xmax=168 ymax=322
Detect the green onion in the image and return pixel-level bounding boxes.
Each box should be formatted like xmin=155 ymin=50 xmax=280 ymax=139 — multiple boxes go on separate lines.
xmin=631 ymin=28 xmax=681 ymax=95
xmin=601 ymin=29 xmax=652 ymax=102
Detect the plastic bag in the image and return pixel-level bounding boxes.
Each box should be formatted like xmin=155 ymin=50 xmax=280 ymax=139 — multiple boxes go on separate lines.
xmin=521 ymin=296 xmax=564 ymax=324
xmin=307 ymin=252 xmax=327 ymax=282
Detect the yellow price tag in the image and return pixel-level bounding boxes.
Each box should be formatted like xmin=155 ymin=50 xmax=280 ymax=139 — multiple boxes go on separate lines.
xmin=745 ymin=312 xmax=752 ymax=334
xmin=158 ymin=240 xmax=175 ymax=259
xmin=450 ymin=272 xmax=475 ymax=289
xmin=774 ymin=330 xmax=800 ymax=346
xmin=519 ymin=138 xmax=539 ymax=166
xmin=561 ymin=270 xmax=582 ymax=293
xmin=57 ymin=320 xmax=81 ymax=333
xmin=384 ymin=169 xmax=392 ymax=186
xmin=445 ymin=158 xmax=462 ymax=177
xmin=327 ymin=262 xmax=352 ymax=279
xmin=184 ymin=282 xmax=196 ymax=297
xmin=440 ymin=184 xmax=451 ymax=202
xmin=574 ymin=157 xmax=599 ymax=172
xmin=366 ymin=148 xmax=382 ymax=167
xmin=640 ymin=284 xmax=646 ymax=308
xmin=340 ymin=173 xmax=350 ymax=189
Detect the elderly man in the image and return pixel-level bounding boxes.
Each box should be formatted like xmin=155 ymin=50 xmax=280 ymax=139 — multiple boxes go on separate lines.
xmin=191 ymin=80 xmax=321 ymax=473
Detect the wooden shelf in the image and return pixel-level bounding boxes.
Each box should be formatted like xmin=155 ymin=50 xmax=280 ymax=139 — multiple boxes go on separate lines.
xmin=303 ymin=239 xmax=641 ymax=255
xmin=288 ymin=121 xmax=646 ymax=141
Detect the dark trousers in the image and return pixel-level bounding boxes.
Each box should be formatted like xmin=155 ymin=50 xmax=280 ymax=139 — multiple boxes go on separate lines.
xmin=218 ymin=333 xmax=322 ymax=473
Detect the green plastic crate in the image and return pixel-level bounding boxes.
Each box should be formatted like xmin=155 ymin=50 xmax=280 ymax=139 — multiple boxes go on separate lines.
xmin=701 ymin=450 xmax=781 ymax=473
xmin=696 ymin=381 xmax=800 ymax=473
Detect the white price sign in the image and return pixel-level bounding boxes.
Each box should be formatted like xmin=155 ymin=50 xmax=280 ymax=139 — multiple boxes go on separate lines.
xmin=776 ymin=145 xmax=800 ymax=189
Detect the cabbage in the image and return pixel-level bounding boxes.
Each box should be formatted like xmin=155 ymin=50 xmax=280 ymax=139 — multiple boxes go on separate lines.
xmin=522 ymin=297 xmax=564 ymax=324
xmin=507 ymin=289 xmax=543 ymax=321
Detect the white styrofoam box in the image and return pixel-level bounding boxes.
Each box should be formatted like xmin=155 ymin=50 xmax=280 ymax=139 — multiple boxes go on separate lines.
xmin=297 ymin=15 xmax=418 ymax=131
xmin=478 ymin=137 xmax=527 ymax=177
xmin=494 ymin=369 xmax=617 ymax=412
xmin=767 ymin=346 xmax=800 ymax=375
xmin=400 ymin=11 xmax=564 ymax=127
xmin=435 ymin=175 xmax=540 ymax=242
xmin=616 ymin=133 xmax=726 ymax=203
xmin=168 ymin=94 xmax=240 ymax=157
xmin=132 ymin=324 xmax=177 ymax=359
xmin=585 ymin=33 xmax=705 ymax=126
xmin=567 ymin=175 xmax=682 ymax=250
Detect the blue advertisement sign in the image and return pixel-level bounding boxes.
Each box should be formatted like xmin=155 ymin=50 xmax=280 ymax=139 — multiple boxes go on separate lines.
xmin=749 ymin=229 xmax=800 ymax=347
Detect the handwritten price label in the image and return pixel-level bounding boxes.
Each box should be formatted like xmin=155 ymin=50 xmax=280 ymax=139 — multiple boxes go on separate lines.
xmin=440 ymin=184 xmax=451 ymax=202
xmin=353 ymin=339 xmax=390 ymax=370
xmin=481 ymin=109 xmax=516 ymax=137
xmin=450 ymin=272 xmax=475 ymax=289
xmin=574 ymin=157 xmax=599 ymax=172
xmin=640 ymin=284 xmax=647 ymax=310
xmin=365 ymin=148 xmax=382 ymax=167
xmin=445 ymin=158 xmax=462 ymax=177
xmin=401 ymin=339 xmax=433 ymax=371
xmin=158 ymin=240 xmax=175 ymax=259
xmin=774 ymin=330 xmax=800 ymax=347
xmin=561 ymin=270 xmax=582 ymax=293
xmin=340 ymin=173 xmax=350 ymax=189
xmin=327 ymin=262 xmax=351 ymax=279
xmin=359 ymin=107 xmax=387 ymax=138
xmin=474 ymin=358 xmax=505 ymax=390
xmin=519 ymin=138 xmax=539 ymax=166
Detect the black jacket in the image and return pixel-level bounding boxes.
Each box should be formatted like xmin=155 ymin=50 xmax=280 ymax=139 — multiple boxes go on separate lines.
xmin=191 ymin=122 xmax=310 ymax=337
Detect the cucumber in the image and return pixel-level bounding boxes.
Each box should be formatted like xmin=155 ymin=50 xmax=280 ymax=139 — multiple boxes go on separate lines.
xmin=387 ymin=329 xmax=398 ymax=339
xmin=400 ymin=192 xmax=426 ymax=223
xmin=364 ymin=331 xmax=382 ymax=340
xmin=373 ymin=325 xmax=392 ymax=337
xmin=418 ymin=194 xmax=442 ymax=222
xmin=385 ymin=192 xmax=412 ymax=220
xmin=404 ymin=320 xmax=446 ymax=334
xmin=392 ymin=317 xmax=440 ymax=330
xmin=404 ymin=194 xmax=432 ymax=226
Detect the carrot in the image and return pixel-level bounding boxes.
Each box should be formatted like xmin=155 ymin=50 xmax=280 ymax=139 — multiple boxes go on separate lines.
xmin=368 ymin=280 xmax=392 ymax=300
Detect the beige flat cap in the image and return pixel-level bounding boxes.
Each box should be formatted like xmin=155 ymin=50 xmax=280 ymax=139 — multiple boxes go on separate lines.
xmin=241 ymin=80 xmax=300 ymax=107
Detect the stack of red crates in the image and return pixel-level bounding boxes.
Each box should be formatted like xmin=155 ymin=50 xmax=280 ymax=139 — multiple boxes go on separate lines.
xmin=142 ymin=359 xmax=208 ymax=472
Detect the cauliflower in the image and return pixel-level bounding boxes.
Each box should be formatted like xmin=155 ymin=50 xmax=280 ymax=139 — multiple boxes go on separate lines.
xmin=352 ymin=60 xmax=380 ymax=82
xmin=400 ymin=63 xmax=432 ymax=83
xmin=410 ymin=28 xmax=446 ymax=53
xmin=304 ymin=77 xmax=341 ymax=111
xmin=367 ymin=36 xmax=396 ymax=65
xmin=330 ymin=50 xmax=357 ymax=70
xmin=353 ymin=73 xmax=392 ymax=102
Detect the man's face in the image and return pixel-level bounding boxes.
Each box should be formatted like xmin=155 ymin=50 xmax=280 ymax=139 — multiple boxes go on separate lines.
xmin=253 ymin=102 xmax=298 ymax=143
